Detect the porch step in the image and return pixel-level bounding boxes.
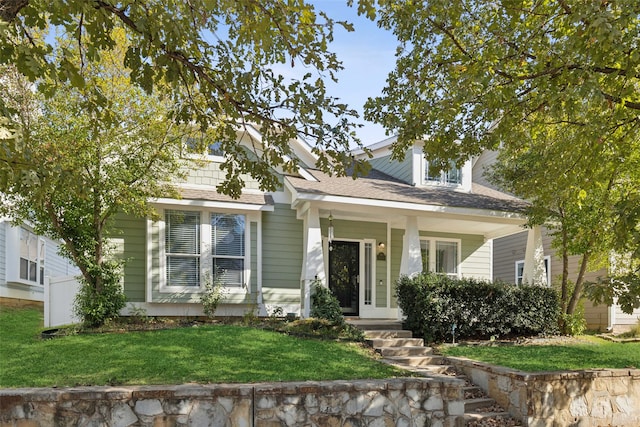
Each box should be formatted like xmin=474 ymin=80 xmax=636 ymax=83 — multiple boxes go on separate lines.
xmin=366 ymin=338 xmax=424 ymax=348
xmin=346 ymin=319 xmax=403 ymax=330
xmin=362 ymin=330 xmax=413 ymax=339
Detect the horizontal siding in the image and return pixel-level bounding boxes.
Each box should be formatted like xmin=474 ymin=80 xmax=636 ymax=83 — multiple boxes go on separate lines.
xmin=460 ymin=236 xmax=492 ymax=280
xmin=369 ymin=151 xmax=412 ymax=184
xmin=583 ymin=300 xmax=610 ymax=331
xmin=262 ymin=204 xmax=303 ymax=291
xmin=115 ymin=214 xmax=147 ymax=302
xmin=493 ymin=231 xmax=528 ymax=284
xmin=472 ymin=150 xmax=499 ymax=189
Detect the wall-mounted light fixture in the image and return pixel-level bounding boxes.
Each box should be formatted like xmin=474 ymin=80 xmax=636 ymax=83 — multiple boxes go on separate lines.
xmin=377 ymin=242 xmax=386 ymax=261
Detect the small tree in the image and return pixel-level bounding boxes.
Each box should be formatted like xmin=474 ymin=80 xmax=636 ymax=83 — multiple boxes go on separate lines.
xmin=310 ymin=282 xmax=344 ymax=325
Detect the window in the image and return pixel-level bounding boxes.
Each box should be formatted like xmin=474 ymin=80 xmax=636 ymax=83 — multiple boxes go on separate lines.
xmin=19 ymin=228 xmax=45 ymax=285
xmin=211 ymin=213 xmax=245 ymax=287
xmin=515 ymin=256 xmax=551 ymax=285
xmin=421 ymin=239 xmax=460 ymax=277
xmin=163 ymin=209 xmax=247 ymax=289
xmin=207 ymin=141 xmax=224 ymax=157
xmin=165 ymin=210 xmax=201 ymax=287
xmin=184 ymin=137 xmax=225 ymax=158
xmin=424 ymin=159 xmax=462 ymax=186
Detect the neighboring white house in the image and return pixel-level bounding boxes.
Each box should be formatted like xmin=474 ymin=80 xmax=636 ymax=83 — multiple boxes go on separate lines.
xmin=0 ymin=218 xmax=80 ymax=306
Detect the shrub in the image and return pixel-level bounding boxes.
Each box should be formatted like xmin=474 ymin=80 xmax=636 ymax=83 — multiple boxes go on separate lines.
xmin=395 ymin=273 xmax=560 ymax=342
xmin=74 ymin=278 xmax=127 ymax=327
xmin=559 ymin=302 xmax=587 ymax=336
xmin=310 ymin=282 xmax=344 ymax=325
xmin=200 ymin=271 xmax=227 ymax=318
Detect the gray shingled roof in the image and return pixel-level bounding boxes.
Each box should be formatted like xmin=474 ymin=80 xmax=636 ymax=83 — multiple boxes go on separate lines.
xmin=286 ymin=169 xmax=528 ymax=213
xmin=179 ymin=188 xmax=274 ymax=206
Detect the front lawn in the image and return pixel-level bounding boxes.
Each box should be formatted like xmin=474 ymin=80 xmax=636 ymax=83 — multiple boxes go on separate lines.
xmin=0 ymin=308 xmax=405 ymax=388
xmin=440 ymin=337 xmax=640 ymax=372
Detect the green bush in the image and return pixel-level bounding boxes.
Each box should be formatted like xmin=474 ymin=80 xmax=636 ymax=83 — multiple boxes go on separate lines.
xmin=74 ymin=279 xmax=127 ymax=327
xmin=200 ymin=271 xmax=227 ymax=318
xmin=310 ymin=282 xmax=344 ymax=325
xmin=396 ymin=273 xmax=559 ymax=342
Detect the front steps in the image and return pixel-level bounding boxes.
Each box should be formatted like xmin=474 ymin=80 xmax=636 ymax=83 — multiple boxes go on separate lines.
xmin=349 ymin=320 xmax=521 ymax=426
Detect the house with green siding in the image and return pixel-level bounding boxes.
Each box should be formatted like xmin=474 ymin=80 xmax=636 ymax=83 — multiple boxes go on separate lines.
xmin=116 ymin=126 xmax=539 ymax=319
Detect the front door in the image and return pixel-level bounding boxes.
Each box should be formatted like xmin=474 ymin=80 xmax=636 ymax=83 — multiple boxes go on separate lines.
xmin=328 ymin=241 xmax=359 ymax=315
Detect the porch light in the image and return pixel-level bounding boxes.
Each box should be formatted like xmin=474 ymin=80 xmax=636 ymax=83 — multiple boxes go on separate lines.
xmin=377 ymin=242 xmax=386 ymax=261
xmin=328 ymin=214 xmax=334 ymax=250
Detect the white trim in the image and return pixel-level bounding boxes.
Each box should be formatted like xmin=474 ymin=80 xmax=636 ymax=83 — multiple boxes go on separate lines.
xmin=153 ymin=198 xmax=274 ymax=211
xmin=515 ymin=255 xmax=551 ymax=285
xmin=157 ymin=207 xmax=255 ymax=295
xmin=145 ymin=218 xmax=153 ymax=303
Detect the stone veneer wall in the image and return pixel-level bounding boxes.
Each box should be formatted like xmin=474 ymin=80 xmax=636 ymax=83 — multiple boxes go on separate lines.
xmin=449 ymin=357 xmax=640 ymax=427
xmin=0 ymin=378 xmax=466 ymax=427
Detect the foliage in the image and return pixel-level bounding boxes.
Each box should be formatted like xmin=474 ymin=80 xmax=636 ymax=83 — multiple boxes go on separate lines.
xmin=1 ymin=0 xmax=371 ymax=198
xmin=200 ymin=271 xmax=227 ymax=319
xmin=0 ymin=31 xmax=197 ymax=325
xmin=310 ymin=282 xmax=345 ymax=325
xmin=558 ymin=303 xmax=588 ymax=336
xmin=617 ymin=319 xmax=640 ymax=339
xmin=585 ymin=260 xmax=640 ymax=315
xmin=362 ymin=0 xmax=640 ymax=316
xmin=441 ymin=337 xmax=640 ymax=372
xmin=0 ymin=308 xmax=397 ymax=388
xmin=73 ymin=274 xmax=127 ymax=328
xmin=395 ymin=273 xmax=559 ymax=343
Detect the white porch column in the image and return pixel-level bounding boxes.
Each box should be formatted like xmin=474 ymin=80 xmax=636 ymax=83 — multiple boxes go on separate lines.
xmin=400 ymin=216 xmax=423 ymax=277
xmin=300 ymin=206 xmax=326 ymax=318
xmin=522 ymin=226 xmax=546 ymax=285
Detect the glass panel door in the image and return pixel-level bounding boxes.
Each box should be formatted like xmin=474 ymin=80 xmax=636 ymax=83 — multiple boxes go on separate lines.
xmin=328 ymin=241 xmax=360 ymax=315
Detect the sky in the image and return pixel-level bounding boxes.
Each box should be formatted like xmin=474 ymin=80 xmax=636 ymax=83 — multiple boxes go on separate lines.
xmin=305 ymin=1 xmax=400 ymax=144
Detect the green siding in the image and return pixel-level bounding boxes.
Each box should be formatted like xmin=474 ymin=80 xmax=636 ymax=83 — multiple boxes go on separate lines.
xmin=369 ymin=150 xmax=413 ymax=184
xmin=115 ymin=214 xmax=147 ymax=302
xmin=419 ymin=231 xmax=491 ymax=280
xmin=262 ymin=204 xmax=303 ymax=291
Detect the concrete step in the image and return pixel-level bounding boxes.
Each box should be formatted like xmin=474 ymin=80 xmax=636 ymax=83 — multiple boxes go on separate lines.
xmin=346 ymin=319 xmax=403 ymax=330
xmin=366 ymin=338 xmax=424 ymax=348
xmin=377 ymin=346 xmax=434 ymax=357
xmin=464 ymin=397 xmax=499 ymax=412
xmin=363 ymin=330 xmax=413 ymax=339
xmin=383 ymin=355 xmax=445 ymax=366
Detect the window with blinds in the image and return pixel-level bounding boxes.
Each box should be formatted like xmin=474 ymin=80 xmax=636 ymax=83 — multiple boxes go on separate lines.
xmin=211 ymin=213 xmax=245 ymax=287
xmin=165 ymin=210 xmax=201 ymax=287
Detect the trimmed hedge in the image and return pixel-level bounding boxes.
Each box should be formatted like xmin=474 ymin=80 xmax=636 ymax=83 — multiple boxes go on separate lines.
xmin=396 ymin=273 xmax=560 ymax=342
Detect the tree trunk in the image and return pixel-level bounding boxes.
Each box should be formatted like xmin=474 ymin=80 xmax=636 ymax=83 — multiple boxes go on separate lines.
xmin=566 ymin=251 xmax=591 ymax=315
xmin=0 ymin=0 xmax=29 ymax=22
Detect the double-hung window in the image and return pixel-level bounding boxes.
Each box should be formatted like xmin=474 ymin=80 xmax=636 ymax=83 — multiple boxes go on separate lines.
xmin=165 ymin=210 xmax=201 ymax=287
xmin=424 ymin=159 xmax=462 ymax=186
xmin=420 ymin=238 xmax=460 ymax=277
xmin=19 ymin=227 xmax=45 ymax=285
xmin=164 ymin=209 xmax=246 ymax=289
xmin=211 ymin=213 xmax=245 ymax=287
xmin=515 ymin=256 xmax=551 ymax=285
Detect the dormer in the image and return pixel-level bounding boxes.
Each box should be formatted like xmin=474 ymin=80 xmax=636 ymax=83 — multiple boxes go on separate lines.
xmin=410 ymin=142 xmax=472 ymax=192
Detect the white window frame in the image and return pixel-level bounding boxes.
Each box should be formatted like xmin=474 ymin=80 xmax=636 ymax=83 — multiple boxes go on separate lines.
xmin=420 ymin=237 xmax=461 ymax=278
xmin=159 ymin=207 xmax=252 ymax=294
xmin=515 ymin=256 xmax=551 ymax=285
xmin=423 ymin=158 xmax=463 ymax=186
xmin=182 ymin=136 xmax=226 ymax=162
xmin=17 ymin=226 xmax=46 ymax=287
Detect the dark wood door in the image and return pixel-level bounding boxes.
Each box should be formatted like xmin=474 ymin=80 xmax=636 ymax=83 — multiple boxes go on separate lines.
xmin=329 ymin=241 xmax=359 ymax=315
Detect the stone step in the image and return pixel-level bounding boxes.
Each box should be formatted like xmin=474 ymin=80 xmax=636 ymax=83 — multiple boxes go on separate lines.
xmin=463 ymin=411 xmax=515 ymax=424
xmin=377 ymin=346 xmax=434 ymax=357
xmin=383 ymin=355 xmax=445 ymax=366
xmin=464 ymin=397 xmax=499 ymax=412
xmin=366 ymin=338 xmax=424 ymax=348
xmin=463 ymin=386 xmax=487 ymax=400
xmin=363 ymin=330 xmax=413 ymax=339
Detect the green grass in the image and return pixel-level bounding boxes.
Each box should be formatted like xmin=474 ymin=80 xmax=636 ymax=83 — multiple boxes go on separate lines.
xmin=0 ymin=308 xmax=404 ymax=388
xmin=440 ymin=337 xmax=640 ymax=372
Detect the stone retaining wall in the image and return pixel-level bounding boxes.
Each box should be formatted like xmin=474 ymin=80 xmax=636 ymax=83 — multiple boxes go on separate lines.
xmin=449 ymin=357 xmax=640 ymax=427
xmin=0 ymin=378 xmax=466 ymax=427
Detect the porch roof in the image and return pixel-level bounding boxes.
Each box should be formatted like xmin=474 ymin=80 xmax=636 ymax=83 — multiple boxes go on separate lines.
xmin=285 ymin=168 xmax=527 ymax=213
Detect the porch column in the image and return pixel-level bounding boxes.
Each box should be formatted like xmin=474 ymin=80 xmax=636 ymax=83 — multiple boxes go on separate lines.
xmin=300 ymin=206 xmax=326 ymax=318
xmin=400 ymin=216 xmax=422 ymax=277
xmin=522 ymin=226 xmax=546 ymax=285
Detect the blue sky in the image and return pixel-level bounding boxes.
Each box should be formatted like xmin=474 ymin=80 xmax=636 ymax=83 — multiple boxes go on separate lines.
xmin=315 ymin=1 xmax=398 ymax=144
xmin=309 ymin=2 xmax=399 ymax=144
